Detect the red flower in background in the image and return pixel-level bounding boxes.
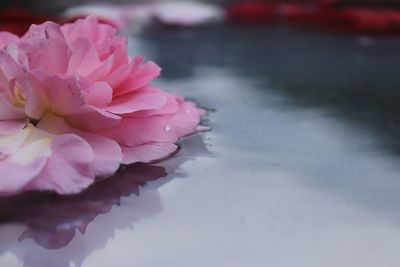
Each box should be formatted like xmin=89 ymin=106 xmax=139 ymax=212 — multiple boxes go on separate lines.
xmin=226 ymin=0 xmax=400 ymax=34
xmin=0 ymin=9 xmax=56 ymax=36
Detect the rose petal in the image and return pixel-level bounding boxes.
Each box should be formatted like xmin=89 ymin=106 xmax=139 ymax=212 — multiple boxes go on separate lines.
xmin=0 ymin=95 xmax=25 ymax=120
xmin=100 ymin=100 xmax=203 ymax=146
xmin=105 ymin=92 xmax=167 ymax=114
xmin=83 ymin=82 xmax=113 ymax=108
xmin=19 ymin=38 xmax=71 ymax=74
xmin=68 ymin=38 xmax=101 ymax=76
xmin=114 ymin=57 xmax=161 ymax=96
xmin=123 ymin=87 xmax=179 ymax=117
xmin=61 ymin=16 xmax=116 ymax=46
xmin=26 ymin=71 xmax=85 ymax=118
xmin=66 ymin=104 xmax=121 ymax=131
xmin=0 ymin=125 xmax=51 ymax=195
xmin=38 ymin=114 xmax=122 ymax=178
xmin=0 ymin=158 xmax=47 ymax=196
xmin=0 ymin=32 xmax=19 ymax=50
xmin=0 ymin=119 xmax=28 ymax=135
xmin=26 ymin=134 xmax=95 ymax=195
xmin=23 ymin=21 xmax=65 ymax=40
xmin=121 ymin=142 xmax=178 ymax=164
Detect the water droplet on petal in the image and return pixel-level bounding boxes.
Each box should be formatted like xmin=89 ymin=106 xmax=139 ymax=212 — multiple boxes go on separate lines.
xmin=164 ymin=125 xmax=171 ymax=132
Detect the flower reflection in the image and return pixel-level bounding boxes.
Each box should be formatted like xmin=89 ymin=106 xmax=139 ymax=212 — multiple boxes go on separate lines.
xmin=0 ymin=163 xmax=166 ymax=250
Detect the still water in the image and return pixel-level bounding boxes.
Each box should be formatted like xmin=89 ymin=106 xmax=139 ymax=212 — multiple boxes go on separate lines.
xmin=1 ymin=26 xmax=400 ymax=267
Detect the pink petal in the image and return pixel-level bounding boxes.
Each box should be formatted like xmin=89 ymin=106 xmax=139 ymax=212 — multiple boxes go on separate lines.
xmin=121 ymin=142 xmax=178 ymax=164
xmin=0 ymin=158 xmax=47 ymax=196
xmin=83 ymin=82 xmax=113 ymax=108
xmin=105 ymin=92 xmax=167 ymax=114
xmin=19 ymin=38 xmax=71 ymax=74
xmin=103 ymin=60 xmax=135 ymax=89
xmin=61 ymin=16 xmax=127 ymax=63
xmin=26 ymin=134 xmax=95 ymax=195
xmin=100 ymin=116 xmax=176 ymax=147
xmin=0 ymin=53 xmax=30 ymax=118
xmin=66 ymin=104 xmax=121 ymax=131
xmin=38 ymin=114 xmax=122 ymax=178
xmin=0 ymin=95 xmax=25 ymax=120
xmin=113 ymin=57 xmax=161 ymax=96
xmin=100 ymin=100 xmax=203 ymax=146
xmin=0 ymin=124 xmax=49 ymax=157
xmin=0 ymin=119 xmax=28 ymax=134
xmin=67 ymin=38 xmax=101 ymax=76
xmin=75 ymin=131 xmax=122 ymax=177
xmin=0 ymin=32 xmax=19 ymax=50
xmin=61 ymin=16 xmax=116 ymax=46
xmin=84 ymin=42 xmax=128 ymax=81
xmin=0 ymin=50 xmax=26 ymax=83
xmin=124 ymin=87 xmax=179 ymax=117
xmin=0 ymin=125 xmax=51 ymax=195
xmin=22 ymin=21 xmax=65 ymax=40
xmin=26 ymin=72 xmax=85 ymax=118
xmin=24 ymin=73 xmax=49 ymax=119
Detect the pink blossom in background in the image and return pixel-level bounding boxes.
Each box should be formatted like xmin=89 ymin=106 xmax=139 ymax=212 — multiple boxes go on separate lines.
xmin=63 ymin=2 xmax=224 ymax=30
xmin=0 ymin=16 xmax=204 ymax=196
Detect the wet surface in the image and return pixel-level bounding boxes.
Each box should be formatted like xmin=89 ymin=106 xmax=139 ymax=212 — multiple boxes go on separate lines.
xmin=1 ymin=25 xmax=400 ymax=266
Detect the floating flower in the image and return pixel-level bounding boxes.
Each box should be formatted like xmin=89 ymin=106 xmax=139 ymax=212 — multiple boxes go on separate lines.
xmin=0 ymin=16 xmax=204 ymax=196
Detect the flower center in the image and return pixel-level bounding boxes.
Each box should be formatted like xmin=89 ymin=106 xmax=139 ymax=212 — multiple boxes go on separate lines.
xmin=29 ymin=118 xmax=40 ymax=126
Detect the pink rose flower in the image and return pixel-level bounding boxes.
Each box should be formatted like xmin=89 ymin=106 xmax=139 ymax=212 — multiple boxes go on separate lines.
xmin=0 ymin=16 xmax=204 ymax=196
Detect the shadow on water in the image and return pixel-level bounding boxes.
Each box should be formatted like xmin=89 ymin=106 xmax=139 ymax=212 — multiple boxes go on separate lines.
xmin=0 ymin=134 xmax=208 ymax=267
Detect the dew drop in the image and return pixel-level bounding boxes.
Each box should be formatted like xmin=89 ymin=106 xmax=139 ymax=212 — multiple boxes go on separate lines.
xmin=164 ymin=125 xmax=171 ymax=132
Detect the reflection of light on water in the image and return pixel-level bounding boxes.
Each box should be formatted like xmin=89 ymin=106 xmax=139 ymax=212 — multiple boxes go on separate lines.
xmin=149 ymin=68 xmax=400 ymax=267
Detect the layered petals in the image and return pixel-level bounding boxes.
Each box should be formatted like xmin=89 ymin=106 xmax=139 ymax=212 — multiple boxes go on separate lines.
xmin=38 ymin=114 xmax=122 ymax=178
xmin=0 ymin=119 xmax=123 ymax=195
xmin=0 ymin=125 xmax=50 ymax=195
xmin=100 ymin=99 xmax=204 ymax=147
xmin=0 ymin=16 xmax=204 ymax=195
